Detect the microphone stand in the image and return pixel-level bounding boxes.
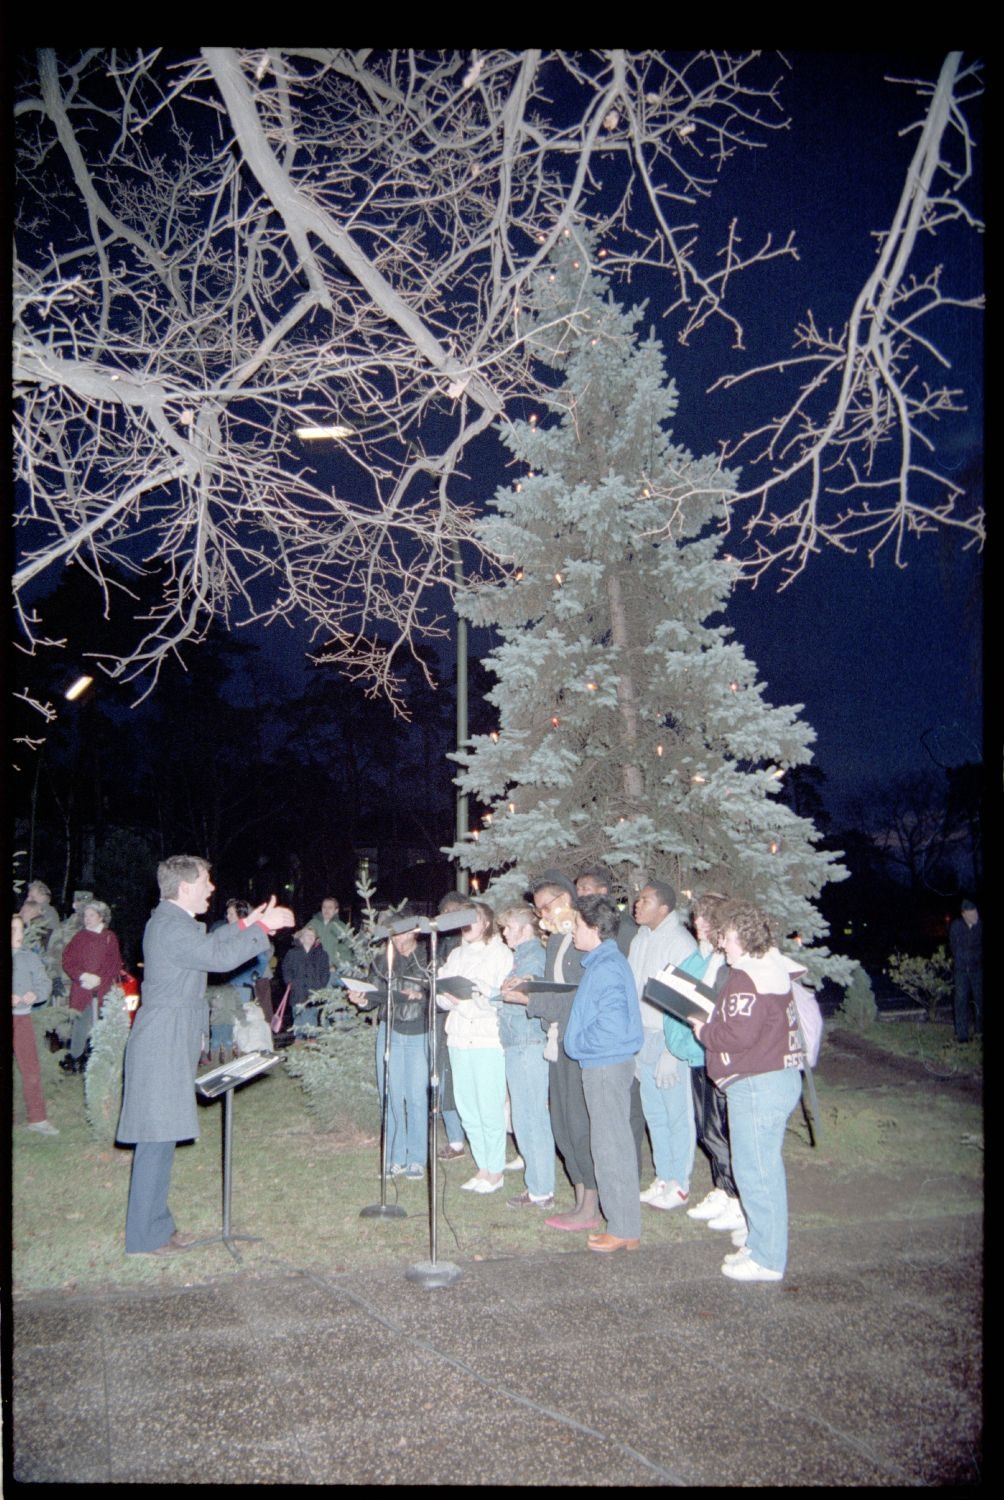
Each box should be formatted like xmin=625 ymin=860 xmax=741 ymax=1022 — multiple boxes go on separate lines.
xmin=405 ymin=907 xmax=477 ymax=1289
xmin=360 ymin=935 xmax=407 ymax=1220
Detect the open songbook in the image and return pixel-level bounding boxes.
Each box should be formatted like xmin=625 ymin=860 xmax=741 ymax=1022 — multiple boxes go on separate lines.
xmin=643 ymin=965 xmax=717 ymax=1025
xmin=435 ymin=975 xmax=477 ymax=1000
xmin=505 ymin=980 xmax=578 ymax=995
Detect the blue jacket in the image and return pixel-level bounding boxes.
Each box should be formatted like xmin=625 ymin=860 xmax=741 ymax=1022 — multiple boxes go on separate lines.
xmin=563 ymin=940 xmax=643 ymax=1069
xmin=498 ymin=937 xmax=548 ymax=1049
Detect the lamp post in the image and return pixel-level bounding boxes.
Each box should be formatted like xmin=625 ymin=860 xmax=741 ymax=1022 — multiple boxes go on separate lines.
xmin=452 ymin=542 xmax=469 ymax=897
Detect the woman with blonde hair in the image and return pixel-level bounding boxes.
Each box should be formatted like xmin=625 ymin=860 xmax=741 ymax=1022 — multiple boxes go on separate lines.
xmin=437 ymin=902 xmax=513 ymax=1193
xmin=497 ymin=904 xmax=554 ymax=1208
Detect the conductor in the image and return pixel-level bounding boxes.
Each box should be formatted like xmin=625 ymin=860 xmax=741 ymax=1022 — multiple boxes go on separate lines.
xmin=117 ymin=856 xmax=294 ymax=1256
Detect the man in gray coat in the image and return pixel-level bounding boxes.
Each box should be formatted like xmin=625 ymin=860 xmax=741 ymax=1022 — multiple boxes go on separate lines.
xmin=117 ymin=855 xmax=294 ymax=1255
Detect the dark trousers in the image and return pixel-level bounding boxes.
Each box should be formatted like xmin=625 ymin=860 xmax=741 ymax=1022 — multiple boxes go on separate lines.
xmin=954 ymin=970 xmax=983 ymax=1042
xmin=125 ymin=1141 xmax=177 ymax=1252
xmin=548 ymin=1048 xmax=596 ymax=1190
xmin=690 ymin=1067 xmax=738 ymax=1198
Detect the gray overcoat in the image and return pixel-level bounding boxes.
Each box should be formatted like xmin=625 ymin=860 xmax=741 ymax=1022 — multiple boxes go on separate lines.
xmin=116 ymin=902 xmax=271 ymax=1143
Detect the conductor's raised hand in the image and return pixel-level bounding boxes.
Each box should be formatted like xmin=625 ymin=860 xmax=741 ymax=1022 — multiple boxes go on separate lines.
xmin=246 ymin=896 xmax=296 ymax=933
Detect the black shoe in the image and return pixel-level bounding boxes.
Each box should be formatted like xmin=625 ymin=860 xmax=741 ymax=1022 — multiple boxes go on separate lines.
xmin=45 ymin=1029 xmax=67 ymax=1054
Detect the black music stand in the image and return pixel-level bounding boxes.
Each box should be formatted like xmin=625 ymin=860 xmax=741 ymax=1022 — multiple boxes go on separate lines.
xmin=193 ymin=1050 xmax=281 ymax=1262
xmin=401 ymin=905 xmax=478 ymax=1290
xmin=359 ymin=935 xmax=409 ymax=1221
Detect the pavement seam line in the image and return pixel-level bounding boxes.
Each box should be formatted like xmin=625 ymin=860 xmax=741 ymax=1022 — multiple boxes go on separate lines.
xmin=291 ymin=1262 xmax=692 ymax=1486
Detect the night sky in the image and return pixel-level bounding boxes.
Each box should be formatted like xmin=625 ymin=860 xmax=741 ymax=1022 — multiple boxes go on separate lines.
xmin=247 ymin=51 xmax=983 ymax=817
xmin=16 ymin=50 xmax=984 ymax=826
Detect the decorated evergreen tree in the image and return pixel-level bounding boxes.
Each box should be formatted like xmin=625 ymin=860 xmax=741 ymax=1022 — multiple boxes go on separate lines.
xmin=446 ymin=235 xmax=850 ymax=979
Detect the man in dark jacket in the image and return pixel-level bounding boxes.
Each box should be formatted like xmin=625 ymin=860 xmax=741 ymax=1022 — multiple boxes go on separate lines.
xmin=950 ymin=899 xmax=982 ymax=1042
xmin=117 ymin=856 xmax=293 ymax=1255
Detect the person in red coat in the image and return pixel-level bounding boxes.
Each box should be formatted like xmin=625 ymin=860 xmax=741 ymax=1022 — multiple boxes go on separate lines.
xmin=61 ymin=900 xmax=123 ymax=1069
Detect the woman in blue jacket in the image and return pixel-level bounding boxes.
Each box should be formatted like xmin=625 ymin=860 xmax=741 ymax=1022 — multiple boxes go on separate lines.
xmin=564 ymin=895 xmax=644 ymax=1253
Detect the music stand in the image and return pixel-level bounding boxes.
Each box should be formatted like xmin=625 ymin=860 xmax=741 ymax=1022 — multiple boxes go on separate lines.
xmin=403 ymin=905 xmax=477 ymax=1289
xmin=360 ymin=934 xmax=407 ymax=1220
xmin=193 ymin=1050 xmax=281 ymax=1262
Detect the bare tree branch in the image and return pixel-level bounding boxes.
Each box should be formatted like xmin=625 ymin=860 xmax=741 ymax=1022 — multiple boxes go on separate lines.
xmin=708 ymin=52 xmax=983 ymax=582
xmin=13 ymin=49 xmax=980 ymax=702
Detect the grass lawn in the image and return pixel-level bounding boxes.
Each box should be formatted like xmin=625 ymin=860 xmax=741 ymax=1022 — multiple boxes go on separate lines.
xmin=11 ymin=1011 xmax=983 ymax=1296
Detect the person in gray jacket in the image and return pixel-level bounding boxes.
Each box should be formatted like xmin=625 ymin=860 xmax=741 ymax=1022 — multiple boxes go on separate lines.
xmin=116 ymin=855 xmax=293 ymax=1256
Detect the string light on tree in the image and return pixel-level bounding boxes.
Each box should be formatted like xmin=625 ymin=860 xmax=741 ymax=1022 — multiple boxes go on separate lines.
xmin=444 ymin=230 xmax=848 ymax=975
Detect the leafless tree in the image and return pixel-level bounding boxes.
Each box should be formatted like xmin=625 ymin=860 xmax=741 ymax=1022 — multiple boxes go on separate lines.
xmin=13 ymin=49 xmax=982 ymax=707
xmin=709 ymin=52 xmax=983 ymax=583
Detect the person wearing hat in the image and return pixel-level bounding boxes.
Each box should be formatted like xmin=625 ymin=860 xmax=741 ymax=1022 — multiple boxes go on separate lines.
xmin=46 ymin=889 xmax=96 ymax=989
xmin=949 ymin=899 xmax=982 ymax=1043
xmin=628 ymin=879 xmax=698 ymax=1213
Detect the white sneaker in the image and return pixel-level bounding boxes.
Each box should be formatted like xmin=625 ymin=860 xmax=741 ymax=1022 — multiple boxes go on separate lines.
xmin=460 ymin=1175 xmax=483 ymax=1191
xmin=472 ymin=1176 xmax=504 ymax=1194
xmin=504 ymin=1154 xmax=525 ymax=1172
xmin=640 ymin=1178 xmax=670 ymax=1203
xmin=721 ymin=1253 xmax=782 ymax=1283
xmin=686 ymin=1187 xmax=729 ymax=1221
xmin=706 ymin=1198 xmax=747 ymax=1232
xmin=26 ymin=1120 xmax=59 ymax=1136
xmin=723 ymin=1244 xmax=751 ymax=1266
xmin=731 ymin=1226 xmax=749 ymax=1248
xmin=647 ymin=1179 xmax=689 ymax=1212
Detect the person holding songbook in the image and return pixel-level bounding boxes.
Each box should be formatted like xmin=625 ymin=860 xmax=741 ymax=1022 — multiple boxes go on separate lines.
xmin=345 ymin=911 xmax=430 ymax=1181
xmin=436 ymin=903 xmax=513 ymax=1194
xmin=688 ymin=900 xmax=805 ymax=1284
xmin=665 ymin=894 xmax=746 ymax=1236
xmin=496 ymin=904 xmax=555 ymax=1209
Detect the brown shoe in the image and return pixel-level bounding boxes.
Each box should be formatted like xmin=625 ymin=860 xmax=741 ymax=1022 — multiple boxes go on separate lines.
xmin=587 ymin=1233 xmax=640 ymax=1253
xmin=168 ymin=1230 xmax=197 ymax=1248
xmin=507 ymin=1191 xmax=555 ymax=1210
xmin=438 ymin=1143 xmax=466 ymax=1161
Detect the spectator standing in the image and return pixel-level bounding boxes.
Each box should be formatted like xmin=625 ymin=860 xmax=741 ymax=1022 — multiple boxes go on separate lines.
xmin=282 ymin=926 xmax=331 ymax=1036
xmin=308 ymin=897 xmax=354 ymax=969
xmin=12 ymin=914 xmax=58 ymax=1135
xmin=61 ymin=900 xmax=123 ymax=1071
xmin=18 ymin=880 xmax=60 ymax=955
xmin=949 ymin=899 xmax=982 ymax=1043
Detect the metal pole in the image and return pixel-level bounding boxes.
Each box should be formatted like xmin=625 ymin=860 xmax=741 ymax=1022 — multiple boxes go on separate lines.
xmin=361 ymin=936 xmax=406 ymax=1219
xmin=453 ymin=542 xmax=469 ymax=897
xmin=406 ymin=921 xmax=461 ymax=1287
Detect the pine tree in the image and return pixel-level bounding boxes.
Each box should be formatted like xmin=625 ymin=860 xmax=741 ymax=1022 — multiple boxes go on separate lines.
xmin=445 ymin=235 xmax=850 ymax=980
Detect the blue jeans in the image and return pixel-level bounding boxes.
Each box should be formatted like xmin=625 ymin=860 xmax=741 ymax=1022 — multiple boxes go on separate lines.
xmin=636 ymin=1029 xmax=696 ymax=1188
xmin=376 ymin=1024 xmax=430 ymax=1168
xmin=504 ymin=1040 xmax=555 ymax=1198
xmin=725 ymin=1067 xmax=803 ymax=1274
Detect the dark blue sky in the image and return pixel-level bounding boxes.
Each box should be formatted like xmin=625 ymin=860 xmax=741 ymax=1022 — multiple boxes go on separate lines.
xmin=248 ymin=51 xmax=983 ymax=815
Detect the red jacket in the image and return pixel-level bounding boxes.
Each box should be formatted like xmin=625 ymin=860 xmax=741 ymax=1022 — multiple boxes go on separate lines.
xmin=62 ymin=927 xmax=123 ymax=1012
